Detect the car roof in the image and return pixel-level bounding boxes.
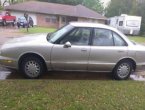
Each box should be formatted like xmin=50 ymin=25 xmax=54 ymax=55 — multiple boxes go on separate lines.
xmin=69 ymin=22 xmax=116 ymax=31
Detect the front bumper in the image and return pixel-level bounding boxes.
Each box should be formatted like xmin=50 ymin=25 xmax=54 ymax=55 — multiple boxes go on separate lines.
xmin=0 ymin=56 xmax=18 ymax=69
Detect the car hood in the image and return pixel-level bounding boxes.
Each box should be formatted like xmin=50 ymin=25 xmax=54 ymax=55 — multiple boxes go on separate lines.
xmin=6 ymin=33 xmax=48 ymax=44
xmin=1 ymin=33 xmax=51 ymax=49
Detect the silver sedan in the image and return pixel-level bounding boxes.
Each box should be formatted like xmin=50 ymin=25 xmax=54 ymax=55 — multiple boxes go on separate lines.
xmin=0 ymin=22 xmax=145 ymax=80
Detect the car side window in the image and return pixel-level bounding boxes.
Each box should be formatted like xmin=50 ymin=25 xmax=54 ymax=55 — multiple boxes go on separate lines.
xmin=93 ymin=28 xmax=114 ymax=46
xmin=59 ymin=28 xmax=91 ymax=46
xmin=113 ymin=32 xmax=126 ymax=46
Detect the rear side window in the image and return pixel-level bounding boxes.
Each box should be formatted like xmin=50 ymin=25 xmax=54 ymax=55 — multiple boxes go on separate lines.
xmin=93 ymin=28 xmax=114 ymax=46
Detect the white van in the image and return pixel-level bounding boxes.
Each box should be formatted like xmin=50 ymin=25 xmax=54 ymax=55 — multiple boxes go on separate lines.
xmin=108 ymin=14 xmax=142 ymax=35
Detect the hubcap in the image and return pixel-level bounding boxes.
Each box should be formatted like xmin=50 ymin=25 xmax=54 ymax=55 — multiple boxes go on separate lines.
xmin=117 ymin=63 xmax=130 ymax=78
xmin=24 ymin=60 xmax=40 ymax=78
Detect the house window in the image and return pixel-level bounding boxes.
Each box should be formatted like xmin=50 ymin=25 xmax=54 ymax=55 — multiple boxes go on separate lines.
xmin=45 ymin=17 xmax=50 ymax=22
xmin=45 ymin=16 xmax=57 ymax=23
xmin=62 ymin=16 xmax=66 ymax=23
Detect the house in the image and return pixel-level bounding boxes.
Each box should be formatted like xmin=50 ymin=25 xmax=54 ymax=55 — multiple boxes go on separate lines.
xmin=4 ymin=1 xmax=107 ymax=28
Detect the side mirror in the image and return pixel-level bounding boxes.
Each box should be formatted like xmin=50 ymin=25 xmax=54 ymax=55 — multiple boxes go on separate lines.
xmin=64 ymin=42 xmax=71 ymax=48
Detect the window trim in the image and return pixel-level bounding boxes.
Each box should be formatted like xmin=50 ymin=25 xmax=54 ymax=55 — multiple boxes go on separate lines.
xmin=111 ymin=31 xmax=128 ymax=46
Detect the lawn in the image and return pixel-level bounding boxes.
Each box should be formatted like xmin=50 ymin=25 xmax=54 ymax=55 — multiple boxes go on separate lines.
xmin=9 ymin=28 xmax=145 ymax=110
xmin=20 ymin=26 xmax=56 ymax=34
xmin=128 ymin=36 xmax=145 ymax=43
xmin=0 ymin=80 xmax=145 ymax=110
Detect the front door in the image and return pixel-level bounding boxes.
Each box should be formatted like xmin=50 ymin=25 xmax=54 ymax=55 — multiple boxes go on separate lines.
xmin=51 ymin=27 xmax=92 ymax=71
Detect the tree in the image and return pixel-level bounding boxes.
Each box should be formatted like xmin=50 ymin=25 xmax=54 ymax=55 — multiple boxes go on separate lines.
xmin=105 ymin=0 xmax=134 ymax=17
xmin=105 ymin=0 xmax=145 ymax=35
xmin=136 ymin=1 xmax=145 ymax=35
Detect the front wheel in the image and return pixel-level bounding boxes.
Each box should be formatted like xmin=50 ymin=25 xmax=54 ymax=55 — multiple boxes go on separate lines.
xmin=20 ymin=57 xmax=45 ymax=79
xmin=113 ymin=60 xmax=133 ymax=80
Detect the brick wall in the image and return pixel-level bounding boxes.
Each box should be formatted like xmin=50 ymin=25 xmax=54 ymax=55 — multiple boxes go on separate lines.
xmin=36 ymin=14 xmax=59 ymax=28
xmin=36 ymin=14 xmax=106 ymax=28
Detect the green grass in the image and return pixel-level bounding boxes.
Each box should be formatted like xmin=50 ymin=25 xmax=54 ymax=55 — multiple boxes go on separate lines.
xmin=128 ymin=36 xmax=145 ymax=43
xmin=20 ymin=26 xmax=56 ymax=34
xmin=0 ymin=80 xmax=145 ymax=110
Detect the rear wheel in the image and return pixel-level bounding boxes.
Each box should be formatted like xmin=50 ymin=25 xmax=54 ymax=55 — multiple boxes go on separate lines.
xmin=20 ymin=56 xmax=45 ymax=79
xmin=113 ymin=60 xmax=132 ymax=80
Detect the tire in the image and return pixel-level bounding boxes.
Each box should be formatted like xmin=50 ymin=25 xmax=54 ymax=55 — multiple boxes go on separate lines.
xmin=12 ymin=20 xmax=15 ymax=27
xmin=113 ymin=60 xmax=133 ymax=80
xmin=20 ymin=56 xmax=45 ymax=79
xmin=2 ymin=20 xmax=6 ymax=26
xmin=17 ymin=24 xmax=20 ymax=28
xmin=23 ymin=25 xmax=25 ymax=28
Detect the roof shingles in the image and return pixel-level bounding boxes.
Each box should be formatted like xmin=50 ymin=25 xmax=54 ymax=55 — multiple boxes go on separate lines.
xmin=5 ymin=1 xmax=106 ymax=20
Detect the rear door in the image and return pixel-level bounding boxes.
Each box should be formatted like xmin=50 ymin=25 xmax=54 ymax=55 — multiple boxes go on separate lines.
xmin=88 ymin=28 xmax=128 ymax=72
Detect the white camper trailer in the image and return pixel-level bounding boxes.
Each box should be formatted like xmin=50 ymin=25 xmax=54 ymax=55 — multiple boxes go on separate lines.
xmin=108 ymin=14 xmax=142 ymax=35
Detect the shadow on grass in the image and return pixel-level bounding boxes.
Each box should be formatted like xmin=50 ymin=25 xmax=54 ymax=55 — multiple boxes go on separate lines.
xmin=7 ymin=71 xmax=112 ymax=80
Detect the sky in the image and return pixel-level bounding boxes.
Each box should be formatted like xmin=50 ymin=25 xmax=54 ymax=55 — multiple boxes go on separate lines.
xmin=101 ymin=0 xmax=111 ymax=7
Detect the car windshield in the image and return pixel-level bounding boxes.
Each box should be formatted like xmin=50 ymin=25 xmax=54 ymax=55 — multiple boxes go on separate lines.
xmin=47 ymin=24 xmax=74 ymax=43
xmin=19 ymin=17 xmax=27 ymax=21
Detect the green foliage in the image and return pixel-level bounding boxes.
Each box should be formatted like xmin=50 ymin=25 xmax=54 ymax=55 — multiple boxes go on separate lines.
xmin=136 ymin=2 xmax=145 ymax=35
xmin=0 ymin=5 xmax=3 ymax=10
xmin=37 ymin=0 xmax=104 ymax=14
xmin=105 ymin=0 xmax=135 ymax=17
xmin=128 ymin=36 xmax=145 ymax=43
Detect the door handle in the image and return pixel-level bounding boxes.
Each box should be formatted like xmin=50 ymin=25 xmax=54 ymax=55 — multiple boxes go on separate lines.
xmin=118 ymin=50 xmax=125 ymax=53
xmin=81 ymin=49 xmax=87 ymax=52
